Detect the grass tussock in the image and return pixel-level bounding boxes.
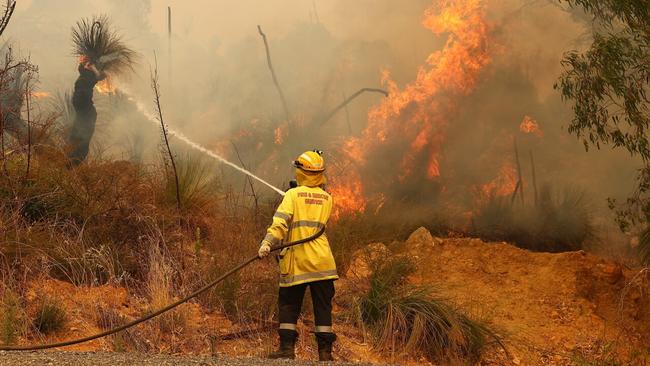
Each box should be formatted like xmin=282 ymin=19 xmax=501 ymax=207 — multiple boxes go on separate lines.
xmin=472 ymin=185 xmax=594 ymax=252
xmin=358 ymin=255 xmax=500 ymax=363
xmin=164 ymin=153 xmax=220 ymax=212
xmin=33 ymin=296 xmax=67 ymax=334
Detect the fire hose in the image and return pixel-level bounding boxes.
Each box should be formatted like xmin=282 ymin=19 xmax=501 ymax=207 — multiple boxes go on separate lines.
xmin=0 ymin=227 xmax=325 ymax=351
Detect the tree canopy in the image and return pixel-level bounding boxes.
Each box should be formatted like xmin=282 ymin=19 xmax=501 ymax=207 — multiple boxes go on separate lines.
xmin=556 ymin=0 xmax=650 ymax=231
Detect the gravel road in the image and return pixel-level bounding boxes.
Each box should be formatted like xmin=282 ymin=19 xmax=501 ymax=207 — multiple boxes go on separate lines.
xmin=0 ymin=351 xmax=380 ymax=366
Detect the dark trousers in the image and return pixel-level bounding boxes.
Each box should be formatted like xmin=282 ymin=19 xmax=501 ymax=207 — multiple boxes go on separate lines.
xmin=277 ymin=279 xmax=336 ymax=344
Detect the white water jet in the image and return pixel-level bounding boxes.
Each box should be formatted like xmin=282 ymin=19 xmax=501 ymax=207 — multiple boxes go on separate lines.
xmin=125 ymin=94 xmax=286 ymax=197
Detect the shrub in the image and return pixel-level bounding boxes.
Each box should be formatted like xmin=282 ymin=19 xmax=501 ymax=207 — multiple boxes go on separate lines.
xmin=358 ymin=256 xmax=501 ymax=363
xmin=33 ymin=296 xmax=67 ymax=334
xmin=472 ymin=185 xmax=595 ymax=252
xmin=44 ymin=231 xmax=127 ymax=287
xmin=0 ymin=288 xmax=27 ymax=345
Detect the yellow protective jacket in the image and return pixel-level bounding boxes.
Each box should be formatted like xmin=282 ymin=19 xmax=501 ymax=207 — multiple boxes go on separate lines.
xmin=264 ymin=185 xmax=338 ymax=287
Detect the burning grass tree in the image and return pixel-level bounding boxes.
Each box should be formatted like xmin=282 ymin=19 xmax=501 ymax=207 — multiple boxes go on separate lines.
xmin=68 ymin=15 xmax=135 ymax=166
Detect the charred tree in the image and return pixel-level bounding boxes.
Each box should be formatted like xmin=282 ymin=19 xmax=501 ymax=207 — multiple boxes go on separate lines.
xmin=68 ymin=61 xmax=104 ymax=165
xmin=68 ymin=15 xmax=135 ymax=166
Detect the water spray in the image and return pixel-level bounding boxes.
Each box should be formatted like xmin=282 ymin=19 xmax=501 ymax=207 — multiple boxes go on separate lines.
xmin=124 ymin=93 xmax=286 ymax=196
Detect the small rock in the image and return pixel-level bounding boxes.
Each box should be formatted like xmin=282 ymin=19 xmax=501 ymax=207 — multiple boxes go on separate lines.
xmin=405 ymin=227 xmax=436 ymax=250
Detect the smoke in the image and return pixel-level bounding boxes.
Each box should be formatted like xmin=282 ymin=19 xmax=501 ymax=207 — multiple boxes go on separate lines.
xmin=3 ymin=0 xmax=640 ymax=223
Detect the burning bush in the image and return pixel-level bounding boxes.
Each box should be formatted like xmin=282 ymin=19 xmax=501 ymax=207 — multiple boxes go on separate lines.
xmin=472 ymin=185 xmax=595 ymax=252
xmin=357 ymin=255 xmax=501 ymax=363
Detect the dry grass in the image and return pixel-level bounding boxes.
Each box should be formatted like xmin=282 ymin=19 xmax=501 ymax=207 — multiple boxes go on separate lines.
xmin=147 ymin=242 xmax=187 ymax=334
xmin=95 ymin=305 xmax=150 ymax=352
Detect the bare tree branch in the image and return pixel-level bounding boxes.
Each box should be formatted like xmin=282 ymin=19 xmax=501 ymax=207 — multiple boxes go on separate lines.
xmin=230 ymin=141 xmax=259 ymax=215
xmin=0 ymin=0 xmax=16 ymax=37
xmin=257 ymin=25 xmax=290 ymax=121
xmin=319 ymin=87 xmax=388 ymax=126
xmin=342 ymin=91 xmax=352 ymax=134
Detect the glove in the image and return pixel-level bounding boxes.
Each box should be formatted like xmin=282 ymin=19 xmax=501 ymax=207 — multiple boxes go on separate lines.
xmin=258 ymin=240 xmax=272 ymax=258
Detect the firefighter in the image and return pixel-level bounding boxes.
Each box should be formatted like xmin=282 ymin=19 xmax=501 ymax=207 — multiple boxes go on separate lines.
xmin=258 ymin=150 xmax=338 ymax=361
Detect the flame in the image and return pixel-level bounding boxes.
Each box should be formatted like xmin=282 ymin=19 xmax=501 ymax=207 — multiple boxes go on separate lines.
xmin=519 ymin=115 xmax=542 ymax=136
xmin=329 ymin=169 xmax=366 ymax=220
xmin=95 ymin=78 xmax=117 ymax=94
xmin=274 ymin=125 xmax=287 ymax=145
xmin=330 ymin=0 xmax=491 ymax=214
xmin=31 ymin=91 xmax=51 ymax=98
xmin=476 ymin=161 xmax=517 ymax=200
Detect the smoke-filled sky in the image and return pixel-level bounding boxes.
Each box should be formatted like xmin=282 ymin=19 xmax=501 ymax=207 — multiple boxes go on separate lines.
xmin=3 ymin=0 xmax=640 ymax=219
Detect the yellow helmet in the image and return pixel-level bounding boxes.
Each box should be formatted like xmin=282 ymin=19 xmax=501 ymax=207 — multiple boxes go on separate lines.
xmin=293 ymin=149 xmax=325 ymax=172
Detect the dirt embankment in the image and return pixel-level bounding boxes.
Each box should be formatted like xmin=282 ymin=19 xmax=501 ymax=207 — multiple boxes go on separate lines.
xmin=365 ymin=228 xmax=649 ymax=365
xmin=8 ymin=228 xmax=650 ymax=365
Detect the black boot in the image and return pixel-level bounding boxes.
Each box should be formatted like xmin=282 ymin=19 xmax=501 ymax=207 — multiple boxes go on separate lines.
xmin=315 ymin=332 xmax=336 ymax=362
xmin=267 ymin=329 xmax=297 ymax=359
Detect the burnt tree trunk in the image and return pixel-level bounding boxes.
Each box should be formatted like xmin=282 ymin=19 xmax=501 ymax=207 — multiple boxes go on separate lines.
xmin=68 ymin=63 xmax=101 ymax=166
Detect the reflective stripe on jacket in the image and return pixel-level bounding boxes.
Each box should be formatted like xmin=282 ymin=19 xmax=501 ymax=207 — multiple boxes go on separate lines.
xmin=264 ymin=185 xmax=338 ymax=287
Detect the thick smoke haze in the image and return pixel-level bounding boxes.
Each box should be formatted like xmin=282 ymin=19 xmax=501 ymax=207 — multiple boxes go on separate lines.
xmin=4 ymin=0 xmax=640 ymax=227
